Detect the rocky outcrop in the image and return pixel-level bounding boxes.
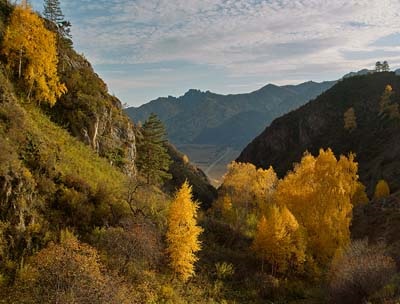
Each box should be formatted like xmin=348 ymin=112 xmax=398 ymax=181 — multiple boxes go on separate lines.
xmin=238 ymin=72 xmax=400 ymax=195
xmin=52 ymin=46 xmax=137 ymax=175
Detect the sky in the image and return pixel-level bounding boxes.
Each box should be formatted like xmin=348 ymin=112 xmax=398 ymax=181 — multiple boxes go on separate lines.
xmin=29 ymin=0 xmax=400 ymax=106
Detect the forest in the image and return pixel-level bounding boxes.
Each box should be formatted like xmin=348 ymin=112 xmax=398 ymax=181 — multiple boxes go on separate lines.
xmin=0 ymin=1 xmax=400 ymax=303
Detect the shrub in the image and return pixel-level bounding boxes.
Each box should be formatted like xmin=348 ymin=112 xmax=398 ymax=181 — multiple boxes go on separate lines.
xmin=328 ymin=240 xmax=396 ymax=304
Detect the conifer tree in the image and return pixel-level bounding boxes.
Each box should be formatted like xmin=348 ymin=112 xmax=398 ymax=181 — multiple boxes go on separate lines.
xmin=136 ymin=113 xmax=172 ymax=184
xmin=375 ymin=61 xmax=382 ymax=72
xmin=166 ymin=181 xmax=203 ymax=281
xmin=43 ymin=0 xmax=71 ymax=38
xmin=2 ymin=4 xmax=67 ymax=106
xmin=382 ymin=61 xmax=390 ymax=72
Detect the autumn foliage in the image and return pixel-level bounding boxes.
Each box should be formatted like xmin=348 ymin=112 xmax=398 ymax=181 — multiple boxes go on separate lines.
xmin=252 ymin=206 xmax=306 ymax=275
xmin=274 ymin=149 xmax=361 ymax=267
xmin=166 ymin=181 xmax=203 ymax=281
xmin=374 ymin=179 xmax=390 ymax=200
xmin=2 ymin=4 xmax=66 ymax=106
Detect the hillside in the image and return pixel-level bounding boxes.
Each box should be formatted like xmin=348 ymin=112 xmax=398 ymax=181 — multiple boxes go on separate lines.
xmin=238 ymin=72 xmax=400 ymax=195
xmin=126 ymin=81 xmax=335 ymax=183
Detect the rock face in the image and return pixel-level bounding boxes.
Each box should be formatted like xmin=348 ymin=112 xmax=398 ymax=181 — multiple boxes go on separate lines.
xmin=237 ymin=72 xmax=400 ymax=195
xmin=52 ymin=45 xmax=136 ymax=175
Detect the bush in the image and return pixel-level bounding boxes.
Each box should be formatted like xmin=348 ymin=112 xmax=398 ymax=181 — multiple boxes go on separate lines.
xmin=329 ymin=240 xmax=397 ymax=304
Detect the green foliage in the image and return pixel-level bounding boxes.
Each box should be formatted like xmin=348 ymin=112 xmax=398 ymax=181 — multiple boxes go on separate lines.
xmin=136 ymin=113 xmax=172 ymax=185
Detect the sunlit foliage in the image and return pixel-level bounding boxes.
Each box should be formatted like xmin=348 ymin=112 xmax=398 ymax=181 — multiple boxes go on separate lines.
xmin=166 ymin=181 xmax=203 ymax=281
xmin=252 ymin=206 xmax=306 ymax=275
xmin=216 ymin=162 xmax=277 ymax=235
xmin=2 ymin=4 xmax=66 ymax=106
xmin=274 ymin=149 xmax=361 ymax=267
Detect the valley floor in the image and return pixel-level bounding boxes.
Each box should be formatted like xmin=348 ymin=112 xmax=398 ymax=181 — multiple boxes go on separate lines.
xmin=176 ymin=144 xmax=240 ymax=186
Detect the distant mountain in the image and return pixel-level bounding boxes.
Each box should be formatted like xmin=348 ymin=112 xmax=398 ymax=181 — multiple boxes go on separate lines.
xmin=125 ymin=80 xmax=336 ymax=149
xmin=237 ymin=72 xmax=400 ymax=195
xmin=342 ymin=68 xmax=373 ymax=79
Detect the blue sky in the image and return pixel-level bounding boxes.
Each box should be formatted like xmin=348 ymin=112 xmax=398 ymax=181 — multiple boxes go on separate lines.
xmin=30 ymin=0 xmax=400 ymax=106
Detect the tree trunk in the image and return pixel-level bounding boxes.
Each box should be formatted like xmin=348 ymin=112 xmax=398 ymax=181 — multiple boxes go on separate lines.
xmin=18 ymin=48 xmax=22 ymax=79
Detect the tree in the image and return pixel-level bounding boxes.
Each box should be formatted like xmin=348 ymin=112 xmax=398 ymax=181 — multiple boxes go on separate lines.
xmin=215 ymin=162 xmax=277 ymax=235
xmin=373 ymin=179 xmax=390 ymax=200
xmin=1 ymin=4 xmax=67 ymax=106
xmin=382 ymin=61 xmax=390 ymax=72
xmin=379 ymin=85 xmax=399 ymax=119
xmin=375 ymin=61 xmax=382 ymax=72
xmin=43 ymin=0 xmax=72 ymax=38
xmin=252 ymin=206 xmax=306 ymax=275
xmin=343 ymin=107 xmax=357 ymax=131
xmin=274 ymin=149 xmax=361 ymax=267
xmin=136 ymin=113 xmax=172 ymax=184
xmin=14 ymin=230 xmax=114 ymax=303
xmin=166 ymin=181 xmax=203 ymax=281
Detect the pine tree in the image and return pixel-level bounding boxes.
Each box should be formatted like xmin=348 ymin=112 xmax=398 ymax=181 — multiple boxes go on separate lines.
xmin=344 ymin=107 xmax=357 ymax=131
xmin=2 ymin=4 xmax=67 ymax=106
xmin=375 ymin=61 xmax=382 ymax=72
xmin=382 ymin=61 xmax=390 ymax=72
xmin=166 ymin=181 xmax=203 ymax=281
xmin=43 ymin=0 xmax=71 ymax=38
xmin=136 ymin=113 xmax=172 ymax=184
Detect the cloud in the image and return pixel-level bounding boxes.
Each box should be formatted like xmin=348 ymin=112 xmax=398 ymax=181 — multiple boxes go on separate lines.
xmin=29 ymin=0 xmax=400 ymax=105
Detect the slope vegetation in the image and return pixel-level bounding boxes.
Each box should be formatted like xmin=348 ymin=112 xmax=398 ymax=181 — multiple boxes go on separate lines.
xmin=238 ymin=72 xmax=400 ymax=195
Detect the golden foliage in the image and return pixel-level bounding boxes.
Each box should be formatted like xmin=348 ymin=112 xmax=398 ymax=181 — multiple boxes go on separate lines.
xmin=274 ymin=149 xmax=360 ymax=266
xmin=15 ymin=230 xmax=111 ymax=303
xmin=2 ymin=5 xmax=66 ymax=106
xmin=216 ymin=162 xmax=277 ymax=234
xmin=252 ymin=206 xmax=306 ymax=275
xmin=344 ymin=107 xmax=357 ymax=131
xmin=379 ymin=85 xmax=400 ymax=119
xmin=374 ymin=179 xmax=390 ymax=200
xmin=166 ymin=181 xmax=203 ymax=281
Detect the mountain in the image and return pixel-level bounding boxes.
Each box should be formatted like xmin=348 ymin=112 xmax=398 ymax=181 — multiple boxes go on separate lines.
xmin=126 ymin=81 xmax=335 ymax=148
xmin=125 ymin=80 xmax=335 ymax=183
xmin=237 ymin=72 xmax=400 ymax=195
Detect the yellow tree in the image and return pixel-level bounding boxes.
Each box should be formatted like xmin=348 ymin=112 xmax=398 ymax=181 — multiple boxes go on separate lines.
xmin=374 ymin=179 xmax=390 ymax=200
xmin=215 ymin=162 xmax=277 ymax=235
xmin=274 ymin=149 xmax=361 ymax=267
xmin=166 ymin=181 xmax=203 ymax=281
xmin=379 ymin=85 xmax=400 ymax=119
xmin=2 ymin=4 xmax=67 ymax=106
xmin=344 ymin=107 xmax=357 ymax=131
xmin=252 ymin=206 xmax=306 ymax=275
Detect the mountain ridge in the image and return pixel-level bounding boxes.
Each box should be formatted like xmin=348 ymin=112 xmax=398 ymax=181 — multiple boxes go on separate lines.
xmin=237 ymin=71 xmax=400 ymax=195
